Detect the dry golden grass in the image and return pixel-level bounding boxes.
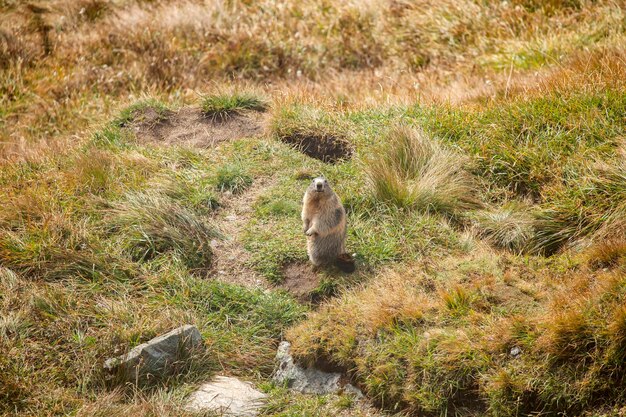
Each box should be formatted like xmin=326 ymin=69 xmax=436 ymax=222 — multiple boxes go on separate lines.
xmin=288 ymin=248 xmax=626 ymax=414
xmin=584 ymin=239 xmax=626 ymax=269
xmin=2 ymin=0 xmax=624 ymax=158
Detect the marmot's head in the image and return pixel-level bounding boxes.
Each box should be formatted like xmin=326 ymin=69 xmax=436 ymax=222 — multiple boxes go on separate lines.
xmin=308 ymin=177 xmax=332 ymax=196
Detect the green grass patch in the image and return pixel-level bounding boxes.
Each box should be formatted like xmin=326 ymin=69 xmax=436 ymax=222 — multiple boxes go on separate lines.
xmin=156 ymin=274 xmax=306 ymax=373
xmin=214 ymin=162 xmax=254 ymax=194
xmin=201 ymin=92 xmax=267 ymax=121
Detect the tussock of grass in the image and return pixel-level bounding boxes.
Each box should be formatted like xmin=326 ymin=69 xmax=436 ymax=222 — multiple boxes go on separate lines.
xmin=201 ymin=92 xmax=267 ymax=121
xmin=473 ymin=202 xmax=535 ymax=253
xmin=159 ymin=174 xmax=220 ymax=214
xmin=442 ymin=286 xmax=475 ymax=317
xmin=584 ymin=239 xmax=626 ymax=269
xmin=367 ymin=126 xmax=482 ymax=219
xmin=532 ymin=159 xmax=626 ymax=254
xmin=114 ymin=99 xmax=170 ymax=128
xmin=108 ymin=192 xmax=220 ymax=271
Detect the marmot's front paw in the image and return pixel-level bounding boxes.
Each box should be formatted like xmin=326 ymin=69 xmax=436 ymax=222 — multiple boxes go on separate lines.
xmin=305 ymin=228 xmax=318 ymax=237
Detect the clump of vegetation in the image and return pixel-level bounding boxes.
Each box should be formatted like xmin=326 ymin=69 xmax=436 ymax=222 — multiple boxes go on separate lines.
xmin=584 ymin=239 xmax=626 ymax=269
xmin=473 ymin=202 xmax=535 ymax=253
xmin=531 ymin=158 xmax=626 ymax=254
xmin=367 ymin=126 xmax=481 ymax=219
xmin=201 ymin=93 xmax=266 ymax=121
xmin=108 ymin=192 xmax=220 ymax=271
xmin=113 ymin=99 xmax=171 ymax=128
xmin=159 ymin=174 xmax=220 ymax=214
xmin=214 ymin=163 xmax=254 ymax=194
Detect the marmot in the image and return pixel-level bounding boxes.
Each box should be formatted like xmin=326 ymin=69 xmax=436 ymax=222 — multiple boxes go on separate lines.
xmin=302 ymin=177 xmax=355 ymax=272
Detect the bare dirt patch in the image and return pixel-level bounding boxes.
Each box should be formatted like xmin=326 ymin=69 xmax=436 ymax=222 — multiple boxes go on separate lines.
xmin=129 ymin=106 xmax=263 ymax=148
xmin=279 ymin=262 xmax=323 ymax=303
xmin=208 ymin=176 xmax=275 ymax=290
xmin=281 ymin=133 xmax=352 ymax=163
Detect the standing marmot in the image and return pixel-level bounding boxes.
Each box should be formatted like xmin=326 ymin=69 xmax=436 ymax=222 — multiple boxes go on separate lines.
xmin=302 ymin=177 xmax=354 ymax=272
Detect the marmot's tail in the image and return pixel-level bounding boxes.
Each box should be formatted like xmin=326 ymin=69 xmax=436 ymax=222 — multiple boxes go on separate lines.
xmin=335 ymin=253 xmax=356 ymax=273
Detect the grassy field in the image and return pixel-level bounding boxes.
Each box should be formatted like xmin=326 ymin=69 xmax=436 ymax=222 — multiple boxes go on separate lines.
xmin=1 ymin=0 xmax=626 ymax=416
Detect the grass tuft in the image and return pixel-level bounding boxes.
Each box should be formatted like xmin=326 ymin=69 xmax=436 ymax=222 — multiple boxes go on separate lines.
xmin=442 ymin=286 xmax=474 ymax=317
xmin=367 ymin=126 xmax=482 ymax=219
xmin=108 ymin=192 xmax=221 ymax=272
xmin=201 ymin=93 xmax=266 ymax=121
xmin=532 ymin=159 xmax=626 ymax=254
xmin=584 ymin=239 xmax=626 ymax=269
xmin=473 ymin=202 xmax=535 ymax=253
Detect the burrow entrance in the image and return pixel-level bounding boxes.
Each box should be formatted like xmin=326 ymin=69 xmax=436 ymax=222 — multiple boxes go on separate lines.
xmin=280 ymin=133 xmax=353 ymax=164
xmin=279 ymin=262 xmax=324 ymax=303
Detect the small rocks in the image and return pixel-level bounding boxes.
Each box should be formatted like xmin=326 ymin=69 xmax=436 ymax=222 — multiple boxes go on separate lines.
xmin=104 ymin=324 xmax=203 ymax=383
xmin=185 ymin=376 xmax=267 ymax=416
xmin=274 ymin=341 xmax=362 ymax=397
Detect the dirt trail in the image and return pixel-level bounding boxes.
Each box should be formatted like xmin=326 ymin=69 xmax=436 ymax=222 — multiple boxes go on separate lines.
xmin=209 ymin=176 xmax=275 ymax=289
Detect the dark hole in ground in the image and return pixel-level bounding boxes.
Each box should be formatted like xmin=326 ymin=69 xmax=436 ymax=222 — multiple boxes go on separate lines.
xmin=126 ymin=106 xmax=263 ymax=148
xmin=280 ymin=133 xmax=353 ymax=163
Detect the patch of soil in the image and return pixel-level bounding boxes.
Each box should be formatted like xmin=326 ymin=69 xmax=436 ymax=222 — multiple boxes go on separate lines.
xmin=281 ymin=133 xmax=352 ymax=163
xmin=484 ymin=282 xmax=538 ymax=311
xmin=129 ymin=107 xmax=263 ymax=148
xmin=279 ymin=262 xmax=323 ymax=303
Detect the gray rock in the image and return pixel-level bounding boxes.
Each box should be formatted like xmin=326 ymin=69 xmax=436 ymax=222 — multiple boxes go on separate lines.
xmin=185 ymin=376 xmax=267 ymax=416
xmin=104 ymin=324 xmax=203 ymax=383
xmin=510 ymin=346 xmax=522 ymax=357
xmin=274 ymin=341 xmax=362 ymax=396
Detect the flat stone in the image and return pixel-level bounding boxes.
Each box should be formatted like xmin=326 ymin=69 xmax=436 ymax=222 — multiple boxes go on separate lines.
xmin=104 ymin=324 xmax=203 ymax=383
xmin=185 ymin=376 xmax=267 ymax=416
xmin=274 ymin=341 xmax=362 ymax=396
